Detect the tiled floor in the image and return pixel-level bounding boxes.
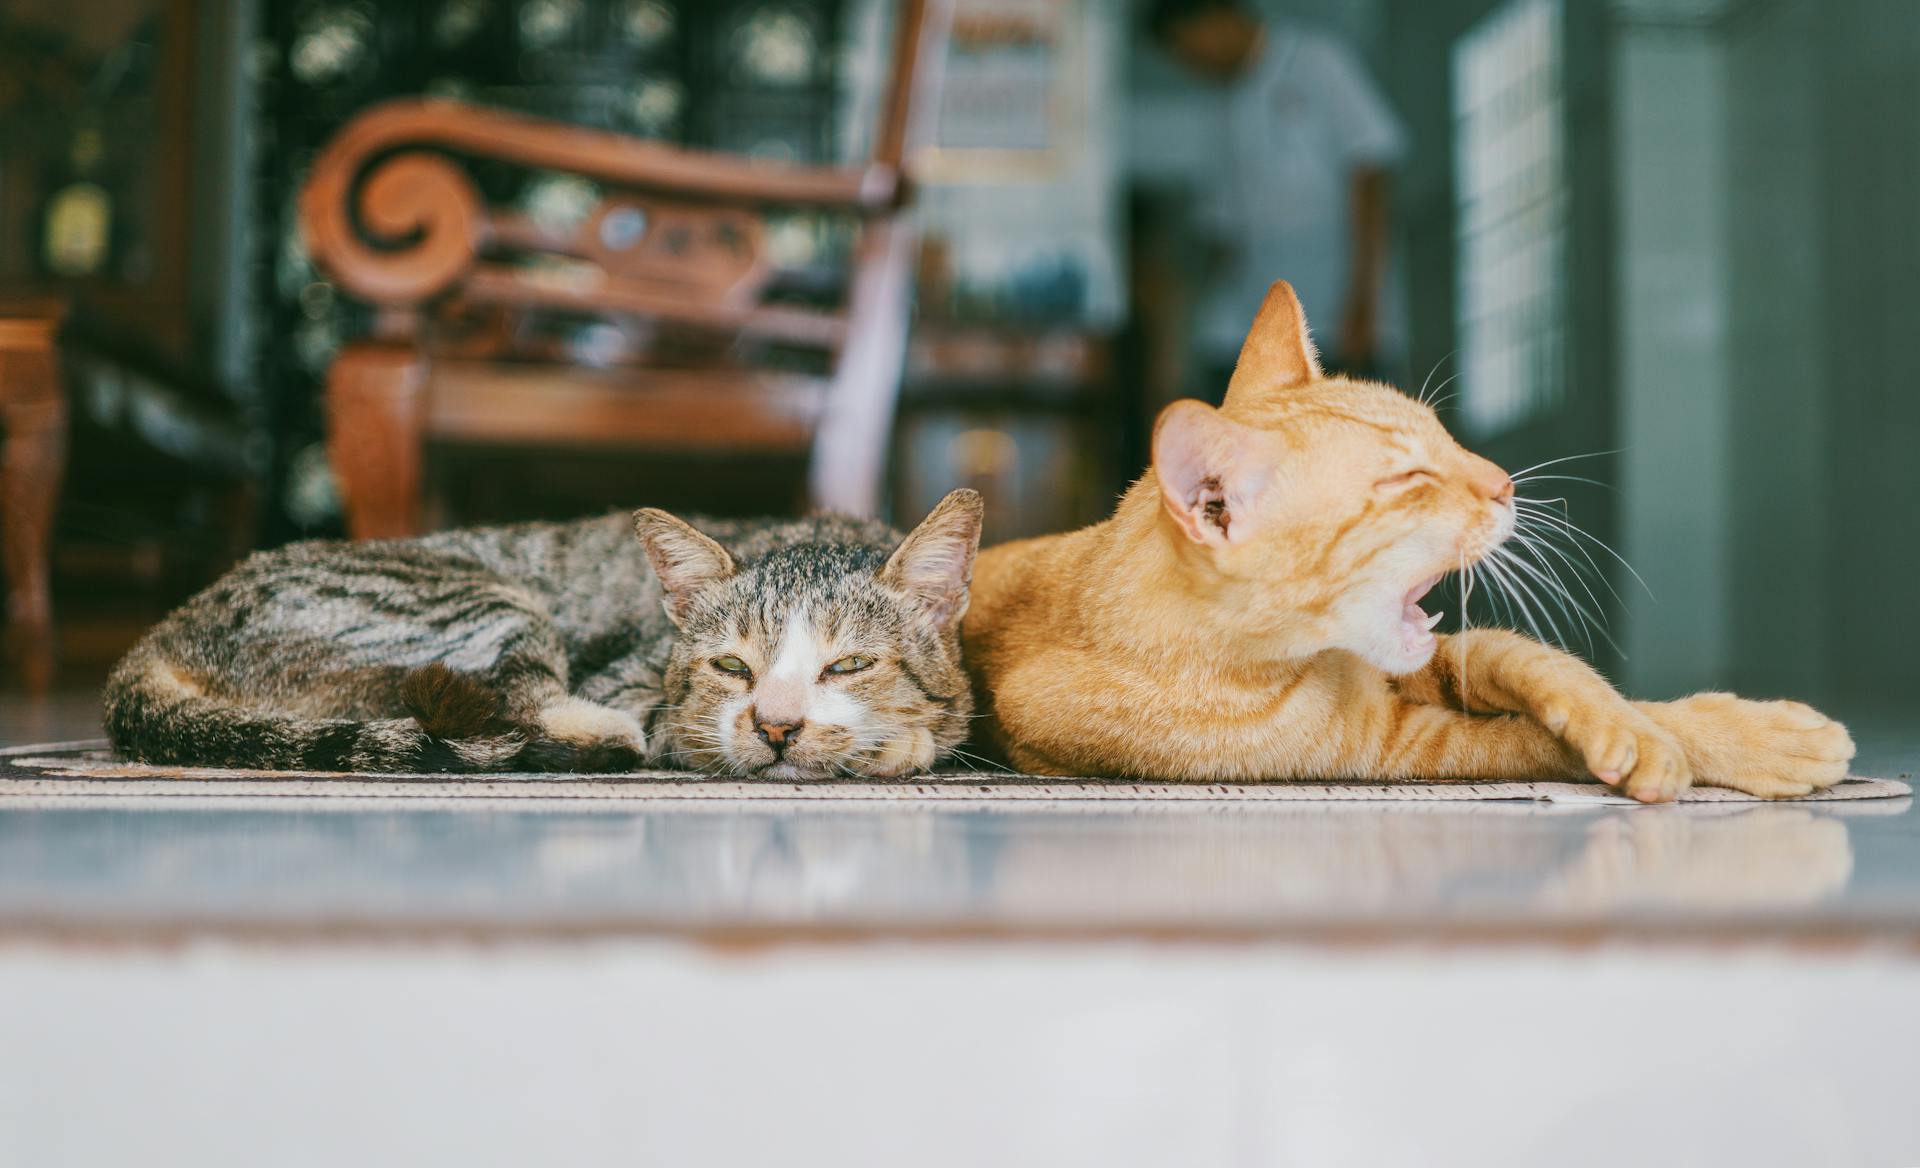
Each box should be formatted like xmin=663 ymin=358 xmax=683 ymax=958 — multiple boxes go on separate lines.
xmin=4 ymin=691 xmax=1917 ymax=1166
xmin=1 ymin=691 xmax=1913 ymax=942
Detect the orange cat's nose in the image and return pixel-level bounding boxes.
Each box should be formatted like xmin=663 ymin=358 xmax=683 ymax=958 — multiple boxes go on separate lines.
xmin=1465 ymin=456 xmax=1513 ymax=503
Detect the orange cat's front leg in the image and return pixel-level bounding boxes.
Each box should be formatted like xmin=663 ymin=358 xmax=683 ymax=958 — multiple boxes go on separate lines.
xmin=1396 ymin=628 xmax=1694 ymax=801
xmin=1398 ymin=629 xmax=1854 ymax=800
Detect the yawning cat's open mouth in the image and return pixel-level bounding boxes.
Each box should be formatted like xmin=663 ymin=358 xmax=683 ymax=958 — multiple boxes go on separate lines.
xmin=1401 ymin=575 xmax=1445 ymax=655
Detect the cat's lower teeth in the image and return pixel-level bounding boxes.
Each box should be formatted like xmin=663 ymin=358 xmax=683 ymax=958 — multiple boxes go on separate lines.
xmin=1401 ymin=603 xmax=1443 ymax=651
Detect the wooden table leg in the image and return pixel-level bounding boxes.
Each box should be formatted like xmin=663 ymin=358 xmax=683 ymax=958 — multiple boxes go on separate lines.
xmin=326 ymin=340 xmax=428 ymax=540
xmin=0 ymin=317 xmax=69 ymax=693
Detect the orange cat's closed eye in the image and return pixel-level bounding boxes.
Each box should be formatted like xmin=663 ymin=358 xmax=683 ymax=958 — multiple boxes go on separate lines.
xmin=1375 ymin=469 xmax=1434 ymax=490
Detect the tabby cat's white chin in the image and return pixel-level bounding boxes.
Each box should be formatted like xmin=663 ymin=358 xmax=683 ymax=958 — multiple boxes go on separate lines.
xmin=757 ymin=761 xmax=814 ymax=780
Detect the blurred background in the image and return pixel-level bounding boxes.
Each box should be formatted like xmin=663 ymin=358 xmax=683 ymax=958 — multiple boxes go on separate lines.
xmin=5 ymin=8 xmax=1920 ymax=1159
xmin=2 ymin=0 xmax=1915 ymax=717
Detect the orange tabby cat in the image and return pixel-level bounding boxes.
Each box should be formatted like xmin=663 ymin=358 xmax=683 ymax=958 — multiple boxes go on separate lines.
xmin=963 ymin=281 xmax=1854 ymax=801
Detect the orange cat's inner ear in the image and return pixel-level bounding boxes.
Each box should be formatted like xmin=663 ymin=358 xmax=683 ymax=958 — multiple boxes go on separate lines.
xmin=1152 ymin=401 xmax=1273 ymax=547
xmin=1222 ymin=280 xmax=1322 ymax=410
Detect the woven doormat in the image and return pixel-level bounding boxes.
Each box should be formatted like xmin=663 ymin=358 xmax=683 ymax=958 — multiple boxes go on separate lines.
xmin=0 ymin=741 xmax=1906 ymax=805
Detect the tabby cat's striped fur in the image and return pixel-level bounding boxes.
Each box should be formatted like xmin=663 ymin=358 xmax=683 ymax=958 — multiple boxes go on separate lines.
xmin=105 ymin=490 xmax=983 ymax=778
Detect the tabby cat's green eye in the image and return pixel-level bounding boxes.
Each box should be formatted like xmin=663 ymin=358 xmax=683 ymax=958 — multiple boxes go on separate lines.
xmin=711 ymin=655 xmax=752 ymax=677
xmin=824 ymin=654 xmax=876 ymax=676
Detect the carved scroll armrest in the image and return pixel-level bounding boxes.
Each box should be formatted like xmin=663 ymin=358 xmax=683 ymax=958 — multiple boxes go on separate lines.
xmin=299 ymin=99 xmax=902 ymax=335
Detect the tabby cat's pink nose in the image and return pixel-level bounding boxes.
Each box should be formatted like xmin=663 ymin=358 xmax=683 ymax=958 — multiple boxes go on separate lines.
xmin=755 ymin=718 xmax=803 ymax=749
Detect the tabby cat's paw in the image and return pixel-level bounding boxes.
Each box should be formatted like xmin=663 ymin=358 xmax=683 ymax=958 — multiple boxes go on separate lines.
xmin=1537 ymin=697 xmax=1693 ymax=803
xmin=858 ymin=726 xmax=937 ymax=779
xmin=1647 ymin=693 xmax=1854 ymax=799
xmin=537 ymin=698 xmax=648 ymax=754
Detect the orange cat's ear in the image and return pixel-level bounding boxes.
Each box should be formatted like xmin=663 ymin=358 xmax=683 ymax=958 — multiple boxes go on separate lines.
xmin=1222 ymin=280 xmax=1322 ymax=410
xmin=1152 ymin=400 xmax=1273 ymax=547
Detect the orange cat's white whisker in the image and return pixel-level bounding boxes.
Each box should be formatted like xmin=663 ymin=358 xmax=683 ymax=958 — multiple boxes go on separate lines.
xmin=1510 ymin=525 xmax=1621 ymax=653
xmin=1515 ymin=498 xmax=1654 ymax=598
xmin=1471 ymin=554 xmax=1525 ymax=635
xmin=1506 ymin=448 xmax=1621 ymax=481
xmin=1480 ymin=551 xmax=1558 ymax=649
xmin=1505 ymin=531 xmax=1616 ymax=655
xmin=1512 ymin=506 xmax=1622 ymax=610
xmin=1454 ymin=551 xmax=1475 ymax=711
xmin=1496 ymin=540 xmax=1594 ymax=649
xmin=1515 ymin=512 xmax=1625 ymax=613
xmin=1514 ymin=508 xmax=1625 ymax=608
xmin=1512 ymin=472 xmax=1614 ymax=491
xmin=1508 ymin=519 xmax=1605 ymax=609
xmin=1413 ymin=351 xmax=1456 ymax=406
xmin=1493 ymin=550 xmax=1577 ymax=651
xmin=1420 ymin=371 xmax=1462 ymax=410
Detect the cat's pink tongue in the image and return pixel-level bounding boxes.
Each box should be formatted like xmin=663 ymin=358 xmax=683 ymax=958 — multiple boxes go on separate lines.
xmin=1401 ymin=576 xmax=1444 ymax=653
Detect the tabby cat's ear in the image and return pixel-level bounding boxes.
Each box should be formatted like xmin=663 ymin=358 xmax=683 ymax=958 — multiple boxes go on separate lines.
xmin=1152 ymin=400 xmax=1273 ymax=547
xmin=881 ymin=488 xmax=985 ymax=629
xmin=1222 ymin=280 xmax=1322 ymax=410
xmin=633 ymin=509 xmax=736 ymax=627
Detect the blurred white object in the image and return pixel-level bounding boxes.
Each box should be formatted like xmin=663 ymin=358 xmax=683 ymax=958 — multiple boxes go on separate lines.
xmin=0 ymin=940 xmax=1915 ymax=1167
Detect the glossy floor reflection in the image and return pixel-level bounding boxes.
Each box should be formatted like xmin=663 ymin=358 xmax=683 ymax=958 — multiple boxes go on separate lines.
xmin=0 ymin=700 xmax=1914 ymax=938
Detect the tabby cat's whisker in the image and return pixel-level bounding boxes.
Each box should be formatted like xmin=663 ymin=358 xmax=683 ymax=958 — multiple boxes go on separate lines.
xmin=944 ymin=745 xmax=1008 ymax=773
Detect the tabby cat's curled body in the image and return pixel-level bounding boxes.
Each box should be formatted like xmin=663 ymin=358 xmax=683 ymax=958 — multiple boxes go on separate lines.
xmin=105 ymin=490 xmax=983 ymax=778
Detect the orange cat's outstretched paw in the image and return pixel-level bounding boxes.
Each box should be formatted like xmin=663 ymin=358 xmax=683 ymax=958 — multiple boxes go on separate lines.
xmin=1645 ymin=693 xmax=1854 ymax=799
xmin=1538 ymin=697 xmax=1693 ymax=803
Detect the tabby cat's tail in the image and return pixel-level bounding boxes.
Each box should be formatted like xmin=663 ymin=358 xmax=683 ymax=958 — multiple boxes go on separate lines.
xmin=103 ymin=653 xmax=534 ymax=773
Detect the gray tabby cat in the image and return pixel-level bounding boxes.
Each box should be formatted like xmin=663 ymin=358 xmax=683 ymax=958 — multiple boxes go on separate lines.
xmin=104 ymin=490 xmax=983 ymax=778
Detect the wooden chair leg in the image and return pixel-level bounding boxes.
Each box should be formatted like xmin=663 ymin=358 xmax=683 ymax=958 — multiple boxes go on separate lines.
xmin=326 ymin=341 xmax=428 ymax=540
xmin=0 ymin=328 xmax=68 ymax=694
